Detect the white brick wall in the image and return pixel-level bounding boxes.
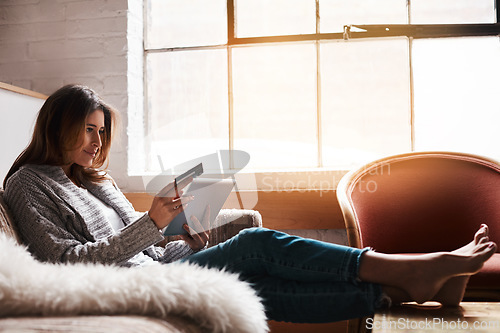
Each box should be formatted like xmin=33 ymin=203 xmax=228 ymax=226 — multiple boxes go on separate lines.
xmin=0 ymin=0 xmax=144 ymax=191
xmin=0 ymin=0 xmax=128 ymax=93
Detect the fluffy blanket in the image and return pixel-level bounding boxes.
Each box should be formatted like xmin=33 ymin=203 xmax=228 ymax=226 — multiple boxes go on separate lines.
xmin=0 ymin=234 xmax=268 ymax=332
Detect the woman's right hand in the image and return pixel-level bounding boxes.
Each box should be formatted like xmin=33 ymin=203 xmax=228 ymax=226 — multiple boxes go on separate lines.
xmin=148 ymin=177 xmax=194 ymax=230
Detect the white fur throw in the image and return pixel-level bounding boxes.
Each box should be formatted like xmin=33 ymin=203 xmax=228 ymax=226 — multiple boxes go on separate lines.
xmin=0 ymin=234 xmax=268 ymax=332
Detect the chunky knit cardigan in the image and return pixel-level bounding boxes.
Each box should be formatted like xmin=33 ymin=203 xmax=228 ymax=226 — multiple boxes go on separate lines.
xmin=3 ymin=164 xmax=193 ymax=266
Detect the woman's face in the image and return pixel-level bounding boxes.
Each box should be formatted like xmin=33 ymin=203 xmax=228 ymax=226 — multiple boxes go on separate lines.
xmin=64 ymin=109 xmax=105 ymax=173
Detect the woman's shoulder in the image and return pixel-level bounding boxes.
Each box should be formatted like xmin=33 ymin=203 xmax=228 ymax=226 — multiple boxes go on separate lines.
xmin=6 ymin=164 xmax=39 ymax=184
xmin=4 ymin=164 xmax=76 ymax=211
xmin=5 ymin=164 xmax=64 ymax=191
xmin=11 ymin=164 xmax=60 ymax=179
xmin=3 ymin=165 xmax=47 ymax=206
xmin=23 ymin=164 xmax=63 ymax=175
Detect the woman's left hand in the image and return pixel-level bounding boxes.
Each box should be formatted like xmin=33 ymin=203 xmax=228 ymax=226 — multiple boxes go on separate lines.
xmin=180 ymin=205 xmax=211 ymax=251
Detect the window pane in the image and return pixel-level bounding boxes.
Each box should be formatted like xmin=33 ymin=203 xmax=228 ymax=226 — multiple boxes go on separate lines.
xmin=411 ymin=0 xmax=495 ymax=24
xmin=320 ymin=0 xmax=408 ymax=33
xmin=146 ymin=49 xmax=229 ymax=172
xmin=235 ymin=0 xmax=316 ymax=37
xmin=321 ymin=38 xmax=411 ymax=169
xmin=413 ymin=37 xmax=500 ymax=160
xmin=232 ymin=43 xmax=317 ymax=169
xmin=146 ymin=0 xmax=227 ymax=48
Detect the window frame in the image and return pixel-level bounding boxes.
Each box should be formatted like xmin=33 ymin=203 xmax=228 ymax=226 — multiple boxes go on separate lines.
xmin=142 ymin=0 xmax=500 ymax=183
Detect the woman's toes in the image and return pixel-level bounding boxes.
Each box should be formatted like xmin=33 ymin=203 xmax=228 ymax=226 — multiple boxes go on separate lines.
xmin=486 ymin=242 xmax=497 ymax=254
xmin=474 ymin=225 xmax=488 ymax=244
xmin=471 ymin=242 xmax=497 ymax=271
xmin=478 ymin=236 xmax=490 ymax=244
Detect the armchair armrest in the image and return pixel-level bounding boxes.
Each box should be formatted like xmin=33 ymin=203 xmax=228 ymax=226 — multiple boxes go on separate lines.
xmin=208 ymin=209 xmax=262 ymax=247
xmin=0 ymin=189 xmax=21 ymax=244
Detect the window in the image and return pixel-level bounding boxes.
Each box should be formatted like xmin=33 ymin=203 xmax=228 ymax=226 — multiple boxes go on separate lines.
xmin=144 ymin=0 xmax=500 ymax=174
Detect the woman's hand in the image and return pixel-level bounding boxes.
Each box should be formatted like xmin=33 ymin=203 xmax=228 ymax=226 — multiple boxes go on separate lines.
xmin=180 ymin=205 xmax=211 ymax=251
xmin=148 ymin=177 xmax=193 ymax=230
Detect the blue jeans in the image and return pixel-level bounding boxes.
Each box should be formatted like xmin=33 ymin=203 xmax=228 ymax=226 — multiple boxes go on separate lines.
xmin=183 ymin=228 xmax=383 ymax=323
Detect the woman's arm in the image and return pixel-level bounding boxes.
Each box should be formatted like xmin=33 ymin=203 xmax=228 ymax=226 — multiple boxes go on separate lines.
xmin=157 ymin=240 xmax=195 ymax=263
xmin=4 ymin=169 xmax=164 ymax=265
xmin=155 ymin=207 xmax=211 ymax=263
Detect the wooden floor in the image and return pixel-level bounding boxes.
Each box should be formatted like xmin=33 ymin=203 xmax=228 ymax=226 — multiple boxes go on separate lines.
xmin=268 ymin=303 xmax=500 ymax=332
xmin=372 ymin=302 xmax=500 ymax=332
xmin=269 ymin=320 xmax=348 ymax=333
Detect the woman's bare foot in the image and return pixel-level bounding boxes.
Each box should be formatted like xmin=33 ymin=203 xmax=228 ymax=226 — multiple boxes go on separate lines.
xmin=398 ymin=242 xmax=495 ymax=303
xmin=433 ymin=224 xmax=491 ymax=306
xmin=432 ymin=276 xmax=468 ymax=306
xmin=452 ymin=224 xmax=489 ymax=255
xmin=360 ymin=226 xmax=496 ymax=305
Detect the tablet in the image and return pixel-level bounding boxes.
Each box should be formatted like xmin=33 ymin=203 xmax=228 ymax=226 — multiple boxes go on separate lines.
xmin=163 ymin=178 xmax=235 ymax=236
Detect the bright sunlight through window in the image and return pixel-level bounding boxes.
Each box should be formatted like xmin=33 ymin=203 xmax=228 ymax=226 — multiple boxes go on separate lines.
xmin=144 ymin=0 xmax=499 ymax=173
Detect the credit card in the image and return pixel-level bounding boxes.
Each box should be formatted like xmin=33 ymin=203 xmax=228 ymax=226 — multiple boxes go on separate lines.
xmin=175 ymin=163 xmax=204 ymax=185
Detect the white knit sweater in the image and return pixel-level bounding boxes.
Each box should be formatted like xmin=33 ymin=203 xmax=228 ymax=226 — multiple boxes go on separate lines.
xmin=3 ymin=164 xmax=194 ymax=266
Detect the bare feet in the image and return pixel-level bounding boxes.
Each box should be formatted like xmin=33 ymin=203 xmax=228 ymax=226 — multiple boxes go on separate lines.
xmin=453 ymin=224 xmax=489 ymax=256
xmin=360 ymin=225 xmax=496 ymax=305
xmin=434 ymin=224 xmax=491 ymax=306
xmin=399 ymin=242 xmax=495 ymax=304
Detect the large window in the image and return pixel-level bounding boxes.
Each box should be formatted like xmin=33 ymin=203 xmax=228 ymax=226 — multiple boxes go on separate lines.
xmin=144 ymin=1 xmax=500 ymax=173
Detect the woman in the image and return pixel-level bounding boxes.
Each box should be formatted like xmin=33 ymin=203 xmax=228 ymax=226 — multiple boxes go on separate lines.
xmin=3 ymin=85 xmax=496 ymax=323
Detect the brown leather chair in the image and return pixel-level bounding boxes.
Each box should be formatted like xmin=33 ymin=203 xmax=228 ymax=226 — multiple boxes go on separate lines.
xmin=337 ymin=151 xmax=500 ymax=300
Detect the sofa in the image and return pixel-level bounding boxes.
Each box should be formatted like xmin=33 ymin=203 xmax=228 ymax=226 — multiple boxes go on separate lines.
xmin=0 ymin=189 xmax=268 ymax=333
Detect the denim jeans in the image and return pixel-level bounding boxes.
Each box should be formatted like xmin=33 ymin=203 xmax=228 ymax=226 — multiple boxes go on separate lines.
xmin=183 ymin=227 xmax=383 ymax=323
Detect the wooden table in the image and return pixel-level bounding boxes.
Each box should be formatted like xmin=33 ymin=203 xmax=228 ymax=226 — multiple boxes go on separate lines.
xmin=370 ymin=302 xmax=500 ymax=332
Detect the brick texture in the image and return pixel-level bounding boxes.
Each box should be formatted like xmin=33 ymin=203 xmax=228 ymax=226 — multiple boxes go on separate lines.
xmin=0 ymin=0 xmax=145 ymax=191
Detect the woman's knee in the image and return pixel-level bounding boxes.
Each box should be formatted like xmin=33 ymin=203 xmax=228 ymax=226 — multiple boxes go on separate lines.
xmin=236 ymin=227 xmax=279 ymax=247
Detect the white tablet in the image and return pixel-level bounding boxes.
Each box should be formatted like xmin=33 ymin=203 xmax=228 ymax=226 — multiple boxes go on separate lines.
xmin=163 ymin=178 xmax=235 ymax=236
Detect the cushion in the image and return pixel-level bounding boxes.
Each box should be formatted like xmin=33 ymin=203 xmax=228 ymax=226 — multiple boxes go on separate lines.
xmin=0 ymin=315 xmax=202 ymax=333
xmin=468 ymin=253 xmax=500 ymax=289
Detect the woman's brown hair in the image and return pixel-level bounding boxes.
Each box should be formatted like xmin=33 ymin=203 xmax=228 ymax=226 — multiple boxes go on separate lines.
xmin=3 ymin=84 xmax=117 ymax=188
